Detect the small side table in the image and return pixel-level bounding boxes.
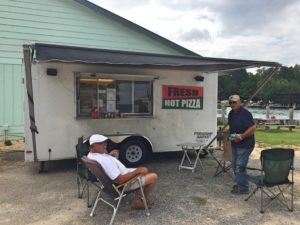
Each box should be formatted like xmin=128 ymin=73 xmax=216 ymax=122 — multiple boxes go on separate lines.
xmin=178 ymin=143 xmax=205 ymax=173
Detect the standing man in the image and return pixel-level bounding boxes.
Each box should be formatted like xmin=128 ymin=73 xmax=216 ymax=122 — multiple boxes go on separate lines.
xmin=87 ymin=134 xmax=158 ymax=208
xmin=228 ymin=95 xmax=256 ymax=194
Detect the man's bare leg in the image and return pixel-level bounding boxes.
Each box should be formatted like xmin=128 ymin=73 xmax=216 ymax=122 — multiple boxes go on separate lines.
xmin=132 ymin=173 xmax=158 ymax=207
xmin=143 ymin=173 xmax=158 ymax=198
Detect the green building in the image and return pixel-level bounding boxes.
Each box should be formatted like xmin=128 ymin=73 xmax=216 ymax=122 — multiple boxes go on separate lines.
xmin=0 ymin=0 xmax=197 ymax=140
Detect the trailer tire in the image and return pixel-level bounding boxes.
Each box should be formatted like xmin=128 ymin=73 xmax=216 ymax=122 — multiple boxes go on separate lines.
xmin=119 ymin=139 xmax=148 ymax=166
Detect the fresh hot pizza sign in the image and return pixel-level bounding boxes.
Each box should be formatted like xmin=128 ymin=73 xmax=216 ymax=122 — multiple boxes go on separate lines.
xmin=162 ymin=85 xmax=203 ymax=109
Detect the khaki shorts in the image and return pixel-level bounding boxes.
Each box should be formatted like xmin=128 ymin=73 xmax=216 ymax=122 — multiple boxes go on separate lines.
xmin=124 ymin=176 xmax=145 ymax=192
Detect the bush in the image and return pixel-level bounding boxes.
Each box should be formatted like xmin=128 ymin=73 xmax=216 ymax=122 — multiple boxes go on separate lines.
xmin=4 ymin=140 xmax=12 ymax=146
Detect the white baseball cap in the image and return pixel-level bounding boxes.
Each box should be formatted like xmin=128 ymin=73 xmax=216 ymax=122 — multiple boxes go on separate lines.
xmin=229 ymin=94 xmax=240 ymax=102
xmin=89 ymin=134 xmax=108 ymax=145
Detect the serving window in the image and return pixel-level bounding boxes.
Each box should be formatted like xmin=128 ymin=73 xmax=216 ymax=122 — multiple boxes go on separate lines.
xmin=76 ymin=73 xmax=153 ymax=118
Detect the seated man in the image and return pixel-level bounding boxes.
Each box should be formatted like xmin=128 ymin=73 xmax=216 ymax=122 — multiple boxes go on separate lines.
xmin=87 ymin=134 xmax=158 ymax=209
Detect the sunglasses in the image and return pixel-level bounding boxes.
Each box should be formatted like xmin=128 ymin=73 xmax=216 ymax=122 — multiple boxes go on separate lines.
xmin=229 ymin=101 xmax=238 ymax=104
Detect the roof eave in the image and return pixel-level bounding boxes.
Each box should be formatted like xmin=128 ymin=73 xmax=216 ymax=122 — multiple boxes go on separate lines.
xmin=74 ymin=0 xmax=200 ymax=57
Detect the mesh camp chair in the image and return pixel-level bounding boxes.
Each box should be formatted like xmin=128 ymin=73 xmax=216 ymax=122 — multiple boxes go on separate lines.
xmin=209 ymin=131 xmax=232 ymax=178
xmin=76 ymin=139 xmax=98 ymax=207
xmin=81 ymin=156 xmax=150 ymax=225
xmin=244 ymin=148 xmax=294 ymax=213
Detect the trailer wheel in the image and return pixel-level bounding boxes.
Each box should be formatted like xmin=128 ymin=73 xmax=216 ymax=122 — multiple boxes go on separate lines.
xmin=119 ymin=139 xmax=148 ymax=166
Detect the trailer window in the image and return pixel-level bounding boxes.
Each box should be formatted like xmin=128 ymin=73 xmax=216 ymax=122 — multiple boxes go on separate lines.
xmin=76 ymin=77 xmax=153 ymax=117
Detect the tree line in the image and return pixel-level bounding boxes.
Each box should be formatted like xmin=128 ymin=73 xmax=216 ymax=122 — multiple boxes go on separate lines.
xmin=218 ymin=64 xmax=300 ymax=106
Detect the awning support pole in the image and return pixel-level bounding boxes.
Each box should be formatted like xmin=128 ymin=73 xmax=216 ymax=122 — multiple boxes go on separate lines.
xmin=243 ymin=66 xmax=281 ymax=107
xmin=23 ymin=45 xmax=39 ymax=162
xmin=205 ymin=65 xmax=281 ymax=148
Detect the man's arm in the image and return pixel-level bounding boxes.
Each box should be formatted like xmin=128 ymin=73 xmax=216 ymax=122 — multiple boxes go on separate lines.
xmin=234 ymin=124 xmax=256 ymax=142
xmin=108 ymin=149 xmax=119 ymax=157
xmin=114 ymin=167 xmax=148 ymax=185
xmin=242 ymin=124 xmax=256 ymax=139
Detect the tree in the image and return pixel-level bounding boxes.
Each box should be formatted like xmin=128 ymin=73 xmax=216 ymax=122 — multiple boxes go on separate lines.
xmin=218 ymin=69 xmax=249 ymax=100
xmin=218 ymin=65 xmax=300 ymax=105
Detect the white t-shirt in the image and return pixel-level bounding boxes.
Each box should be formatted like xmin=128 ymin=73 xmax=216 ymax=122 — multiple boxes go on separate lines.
xmin=87 ymin=152 xmax=136 ymax=180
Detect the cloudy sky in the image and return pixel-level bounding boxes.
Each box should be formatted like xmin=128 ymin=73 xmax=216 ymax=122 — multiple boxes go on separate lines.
xmin=88 ymin=0 xmax=300 ymax=67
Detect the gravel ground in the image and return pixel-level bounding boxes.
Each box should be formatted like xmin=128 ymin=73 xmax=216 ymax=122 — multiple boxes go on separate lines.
xmin=0 ymin=146 xmax=300 ymax=225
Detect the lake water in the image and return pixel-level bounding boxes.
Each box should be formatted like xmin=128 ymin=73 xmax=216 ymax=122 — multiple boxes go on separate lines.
xmin=218 ymin=107 xmax=300 ymax=120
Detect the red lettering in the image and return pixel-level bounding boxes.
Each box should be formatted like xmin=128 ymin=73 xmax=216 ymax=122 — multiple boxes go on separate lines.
xmin=163 ymin=85 xmax=203 ymax=99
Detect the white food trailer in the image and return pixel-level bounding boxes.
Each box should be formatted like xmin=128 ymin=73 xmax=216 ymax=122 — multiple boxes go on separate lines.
xmin=23 ymin=43 xmax=280 ymax=168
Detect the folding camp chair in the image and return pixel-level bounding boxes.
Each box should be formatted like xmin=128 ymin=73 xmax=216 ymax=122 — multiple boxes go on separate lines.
xmin=244 ymin=148 xmax=294 ymax=213
xmin=209 ymin=131 xmax=233 ymax=178
xmin=76 ymin=139 xmax=99 ymax=207
xmin=81 ymin=156 xmax=150 ymax=225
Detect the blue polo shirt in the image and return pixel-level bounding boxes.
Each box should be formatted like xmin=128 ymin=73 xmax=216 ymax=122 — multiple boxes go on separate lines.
xmin=228 ymin=107 xmax=255 ymax=148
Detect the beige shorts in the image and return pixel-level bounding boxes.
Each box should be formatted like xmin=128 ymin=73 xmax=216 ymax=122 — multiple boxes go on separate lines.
xmin=124 ymin=176 xmax=145 ymax=192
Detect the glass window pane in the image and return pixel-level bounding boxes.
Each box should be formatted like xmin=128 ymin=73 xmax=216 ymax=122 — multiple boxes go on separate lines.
xmin=116 ymin=81 xmax=132 ymax=113
xmin=77 ymin=76 xmax=153 ymax=117
xmin=134 ymin=81 xmax=152 ymax=113
xmin=78 ymin=78 xmax=97 ymax=116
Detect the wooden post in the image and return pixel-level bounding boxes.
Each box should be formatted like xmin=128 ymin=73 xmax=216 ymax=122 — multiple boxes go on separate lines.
xmin=221 ymin=102 xmax=226 ymax=124
xmin=289 ymin=107 xmax=294 ymax=125
xmin=266 ymin=105 xmax=270 ymax=120
xmin=4 ymin=129 xmax=8 ymax=142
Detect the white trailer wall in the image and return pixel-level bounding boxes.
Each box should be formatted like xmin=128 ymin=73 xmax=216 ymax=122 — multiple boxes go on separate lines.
xmin=25 ymin=62 xmax=218 ymax=161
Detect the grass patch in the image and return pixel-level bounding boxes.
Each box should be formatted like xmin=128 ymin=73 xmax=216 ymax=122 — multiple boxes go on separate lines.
xmin=191 ymin=196 xmax=207 ymax=206
xmin=255 ymin=126 xmax=300 ymax=147
xmin=217 ymin=125 xmax=300 ymax=149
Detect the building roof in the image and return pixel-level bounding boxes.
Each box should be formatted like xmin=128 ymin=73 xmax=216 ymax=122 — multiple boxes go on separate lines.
xmin=74 ymin=0 xmax=199 ymax=57
xmin=31 ymin=43 xmax=280 ymax=71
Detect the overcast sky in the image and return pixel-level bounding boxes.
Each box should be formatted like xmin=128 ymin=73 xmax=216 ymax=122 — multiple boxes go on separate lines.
xmin=88 ymin=0 xmax=300 ymax=67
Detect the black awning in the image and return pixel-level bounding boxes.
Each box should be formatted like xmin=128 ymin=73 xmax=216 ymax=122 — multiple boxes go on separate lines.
xmin=31 ymin=43 xmax=281 ymax=71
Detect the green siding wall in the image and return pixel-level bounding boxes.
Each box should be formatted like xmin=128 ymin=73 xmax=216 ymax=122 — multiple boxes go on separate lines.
xmin=0 ymin=0 xmax=186 ymax=139
xmin=0 ymin=64 xmax=24 ymax=138
xmin=0 ymin=0 xmax=184 ymax=65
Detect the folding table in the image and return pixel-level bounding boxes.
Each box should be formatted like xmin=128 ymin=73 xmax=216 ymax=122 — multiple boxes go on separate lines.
xmin=178 ymin=143 xmax=206 ymax=173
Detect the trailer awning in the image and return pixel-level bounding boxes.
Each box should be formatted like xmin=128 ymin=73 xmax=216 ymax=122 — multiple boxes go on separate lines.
xmin=31 ymin=43 xmax=280 ymax=71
